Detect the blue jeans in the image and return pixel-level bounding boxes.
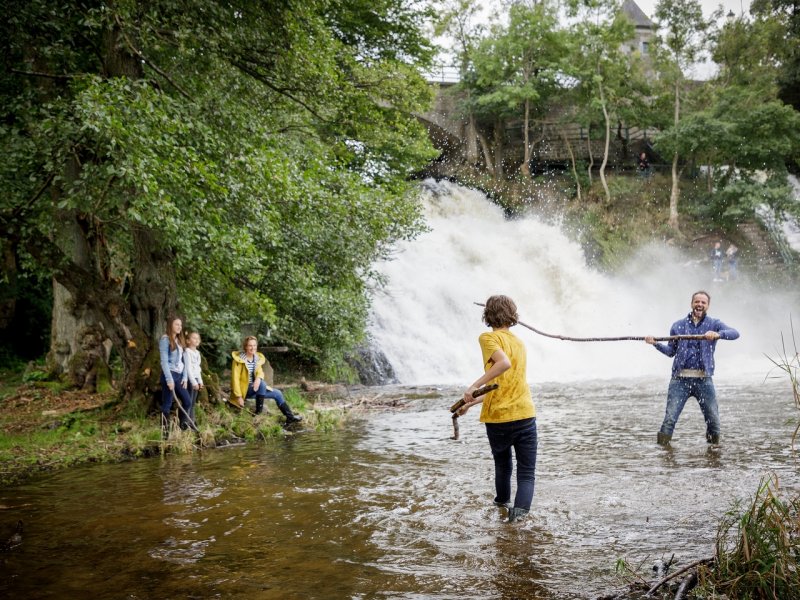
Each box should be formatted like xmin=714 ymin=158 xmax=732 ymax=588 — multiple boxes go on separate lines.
xmin=485 ymin=418 xmax=537 ymax=511
xmin=659 ymin=377 xmax=719 ymax=438
xmin=246 ymin=381 xmax=286 ymax=414
xmin=160 ymin=371 xmax=194 ymax=430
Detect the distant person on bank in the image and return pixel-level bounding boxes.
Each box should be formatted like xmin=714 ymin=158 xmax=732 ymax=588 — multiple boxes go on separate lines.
xmin=637 ymin=151 xmax=651 ymax=177
xmin=645 ymin=291 xmax=740 ymax=446
xmin=710 ymin=241 xmax=724 ymax=281
xmin=458 ymin=295 xmax=537 ymax=523
xmin=726 ymin=243 xmax=739 ymax=280
xmin=230 ymin=336 xmax=302 ymax=424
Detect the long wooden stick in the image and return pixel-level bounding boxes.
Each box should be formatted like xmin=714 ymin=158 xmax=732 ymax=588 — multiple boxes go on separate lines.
xmin=171 ymin=389 xmax=200 ymax=432
xmin=474 ymin=302 xmax=708 ymax=342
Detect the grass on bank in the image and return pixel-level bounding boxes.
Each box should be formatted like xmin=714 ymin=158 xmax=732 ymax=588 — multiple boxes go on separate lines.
xmin=696 ymin=475 xmax=800 ymax=599
xmin=0 ymin=372 xmax=345 ymax=487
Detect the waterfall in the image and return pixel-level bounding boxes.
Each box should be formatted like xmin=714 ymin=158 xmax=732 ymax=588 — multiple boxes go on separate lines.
xmin=368 ymin=179 xmax=799 ymax=385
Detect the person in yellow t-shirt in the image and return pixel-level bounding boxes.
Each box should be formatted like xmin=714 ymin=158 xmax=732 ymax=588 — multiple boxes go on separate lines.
xmin=458 ymin=295 xmax=537 ymax=523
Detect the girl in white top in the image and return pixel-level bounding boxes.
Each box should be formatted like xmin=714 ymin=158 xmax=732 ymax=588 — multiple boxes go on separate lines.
xmin=185 ymin=332 xmax=204 ymax=424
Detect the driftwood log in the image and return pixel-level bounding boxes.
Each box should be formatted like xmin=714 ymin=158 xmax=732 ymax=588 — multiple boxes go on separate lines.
xmin=645 ymin=558 xmax=711 ymax=597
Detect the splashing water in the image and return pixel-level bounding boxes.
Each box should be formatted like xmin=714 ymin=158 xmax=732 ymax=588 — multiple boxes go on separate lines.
xmin=369 ymin=179 xmax=799 ymax=385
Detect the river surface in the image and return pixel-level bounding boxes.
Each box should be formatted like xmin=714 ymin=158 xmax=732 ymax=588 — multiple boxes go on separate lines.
xmin=1 ymin=376 xmax=797 ymax=599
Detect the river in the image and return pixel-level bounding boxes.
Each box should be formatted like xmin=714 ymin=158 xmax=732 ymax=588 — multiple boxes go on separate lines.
xmin=1 ymin=378 xmax=797 ymax=599
xmin=2 ymin=180 xmax=799 ymax=598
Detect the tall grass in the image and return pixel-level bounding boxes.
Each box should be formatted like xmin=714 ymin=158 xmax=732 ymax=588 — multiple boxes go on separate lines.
xmin=765 ymin=323 xmax=800 ymax=450
xmin=699 ymin=475 xmax=800 ymax=599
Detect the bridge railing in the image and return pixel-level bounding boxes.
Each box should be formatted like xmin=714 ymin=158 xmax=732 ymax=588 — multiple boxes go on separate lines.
xmin=504 ymin=121 xmax=659 ymax=143
xmin=424 ymin=64 xmax=460 ymax=84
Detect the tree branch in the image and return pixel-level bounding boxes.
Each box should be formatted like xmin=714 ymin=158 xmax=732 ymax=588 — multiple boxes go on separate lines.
xmin=645 ymin=558 xmax=712 ymax=596
xmin=230 ymin=59 xmax=330 ymax=123
xmin=9 ymin=69 xmax=76 ymax=81
xmin=113 ymin=13 xmax=193 ymax=101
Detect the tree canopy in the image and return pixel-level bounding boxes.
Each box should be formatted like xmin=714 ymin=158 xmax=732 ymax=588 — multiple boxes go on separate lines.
xmin=1 ymin=0 xmax=438 ymax=394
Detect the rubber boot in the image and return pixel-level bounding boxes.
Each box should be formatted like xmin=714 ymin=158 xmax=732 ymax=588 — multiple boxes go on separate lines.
xmin=161 ymin=415 xmax=169 ymax=440
xmin=255 ymin=397 xmax=264 ymax=415
xmin=508 ymin=507 xmax=529 ymax=523
xmin=278 ymin=401 xmax=302 ymax=424
xmin=657 ymin=432 xmax=671 ymax=446
xmin=706 ymin=432 xmax=720 ymax=444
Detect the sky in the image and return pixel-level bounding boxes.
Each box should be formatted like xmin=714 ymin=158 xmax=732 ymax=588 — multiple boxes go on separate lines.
xmin=432 ymin=0 xmax=755 ymax=81
xmin=637 ymin=0 xmax=751 ymax=21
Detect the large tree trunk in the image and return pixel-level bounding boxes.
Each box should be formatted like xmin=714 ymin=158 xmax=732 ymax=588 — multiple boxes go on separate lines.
xmin=25 ymin=36 xmax=109 ymax=389
xmin=493 ymin=119 xmax=504 ymax=180
xmin=521 ymin=98 xmax=531 ymax=178
xmin=33 ymin=228 xmax=166 ymax=403
xmin=465 ymin=113 xmax=479 ymax=165
xmin=598 ymin=84 xmax=611 ymax=204
xmin=46 ymin=158 xmax=111 ymax=390
xmin=562 ymin=128 xmax=581 ymax=202
xmin=43 ymin=16 xmax=179 ymax=401
xmin=476 ymin=130 xmax=495 ymax=175
xmin=668 ymin=80 xmax=681 ymax=231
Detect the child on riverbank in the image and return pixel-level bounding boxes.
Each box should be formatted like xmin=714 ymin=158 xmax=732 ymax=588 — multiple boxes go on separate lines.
xmin=184 ymin=331 xmax=204 ymax=425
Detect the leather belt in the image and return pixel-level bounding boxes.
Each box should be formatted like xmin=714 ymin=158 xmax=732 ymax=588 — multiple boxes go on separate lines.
xmin=678 ymin=369 xmax=706 ymax=378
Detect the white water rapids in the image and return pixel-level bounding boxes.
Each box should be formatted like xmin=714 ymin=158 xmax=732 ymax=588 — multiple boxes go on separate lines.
xmin=369 ymin=179 xmax=799 ymax=385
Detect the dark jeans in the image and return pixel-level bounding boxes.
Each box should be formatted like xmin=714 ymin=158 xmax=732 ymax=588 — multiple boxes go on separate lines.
xmin=659 ymin=377 xmax=719 ymax=438
xmin=246 ymin=381 xmax=286 ymax=413
xmin=485 ymin=417 xmax=538 ymax=511
xmin=160 ymin=371 xmax=194 ymax=430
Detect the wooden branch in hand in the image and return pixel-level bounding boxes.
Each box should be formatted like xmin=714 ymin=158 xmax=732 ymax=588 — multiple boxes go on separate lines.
xmin=450 ymin=383 xmax=499 ymax=413
xmin=450 ymin=383 xmax=499 ymax=441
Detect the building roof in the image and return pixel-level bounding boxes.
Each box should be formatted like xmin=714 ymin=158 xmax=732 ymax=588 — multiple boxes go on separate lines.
xmin=621 ymin=0 xmax=655 ymax=29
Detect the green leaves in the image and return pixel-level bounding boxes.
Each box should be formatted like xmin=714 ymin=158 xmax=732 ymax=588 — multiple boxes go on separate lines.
xmin=2 ymin=0 xmax=436 ymax=373
xmin=468 ymin=1 xmax=566 ymax=120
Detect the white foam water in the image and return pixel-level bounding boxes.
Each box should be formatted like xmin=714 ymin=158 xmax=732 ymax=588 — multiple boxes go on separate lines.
xmin=368 ymin=179 xmax=799 ymax=385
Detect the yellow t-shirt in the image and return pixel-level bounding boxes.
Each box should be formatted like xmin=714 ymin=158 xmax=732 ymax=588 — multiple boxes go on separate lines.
xmin=478 ymin=329 xmax=536 ymax=423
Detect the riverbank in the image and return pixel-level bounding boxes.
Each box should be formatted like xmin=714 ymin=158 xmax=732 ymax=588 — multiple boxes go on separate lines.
xmin=0 ymin=370 xmax=317 ymax=487
xmin=0 ymin=369 xmax=447 ymax=487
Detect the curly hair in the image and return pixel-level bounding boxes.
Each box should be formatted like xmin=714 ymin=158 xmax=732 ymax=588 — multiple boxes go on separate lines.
xmin=482 ymin=295 xmax=519 ymax=329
